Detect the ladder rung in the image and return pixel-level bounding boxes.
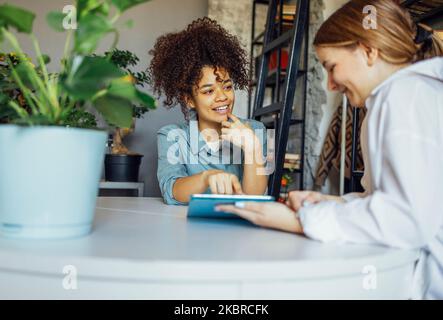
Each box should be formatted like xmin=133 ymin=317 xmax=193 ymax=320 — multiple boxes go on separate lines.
xmin=263 ymin=30 xmax=292 ymax=54
xmin=284 ymin=168 xmax=302 ymax=173
xmin=250 ymin=69 xmax=306 ymax=87
xmin=261 ymin=118 xmax=303 ymax=128
xmin=254 ymin=102 xmax=282 ymax=117
xmin=253 ymin=31 xmax=265 ymax=44
xmin=290 ymin=119 xmax=303 ymax=125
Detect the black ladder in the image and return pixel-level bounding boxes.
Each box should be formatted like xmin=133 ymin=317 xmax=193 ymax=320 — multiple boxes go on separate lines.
xmin=251 ymin=0 xmax=309 ymax=199
xmin=350 ymin=107 xmax=364 ymax=192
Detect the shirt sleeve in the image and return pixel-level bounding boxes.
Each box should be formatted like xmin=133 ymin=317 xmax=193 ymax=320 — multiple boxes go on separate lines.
xmin=157 ymin=126 xmax=189 ymax=205
xmin=299 ymin=122 xmax=443 ymax=249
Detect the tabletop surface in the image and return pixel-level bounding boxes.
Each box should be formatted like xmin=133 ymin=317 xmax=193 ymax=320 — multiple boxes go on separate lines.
xmin=0 ymin=197 xmax=419 ymax=281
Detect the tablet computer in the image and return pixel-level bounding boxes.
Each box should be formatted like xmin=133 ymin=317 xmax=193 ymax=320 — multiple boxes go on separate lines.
xmin=187 ymin=194 xmax=275 ymax=219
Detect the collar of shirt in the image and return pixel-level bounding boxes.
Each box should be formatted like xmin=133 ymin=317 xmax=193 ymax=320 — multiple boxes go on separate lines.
xmin=186 ymin=121 xmax=232 ymax=156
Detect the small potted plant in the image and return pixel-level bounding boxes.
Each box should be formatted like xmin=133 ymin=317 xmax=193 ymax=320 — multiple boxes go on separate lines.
xmin=0 ymin=0 xmax=156 ymax=239
xmin=102 ymin=49 xmax=151 ymax=182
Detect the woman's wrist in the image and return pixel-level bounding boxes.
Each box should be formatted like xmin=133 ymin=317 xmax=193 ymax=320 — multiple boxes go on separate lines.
xmin=324 ymin=195 xmax=345 ymax=203
xmin=243 ymin=135 xmax=264 ymax=161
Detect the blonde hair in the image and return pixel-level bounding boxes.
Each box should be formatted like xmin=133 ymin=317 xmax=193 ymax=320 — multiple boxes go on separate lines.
xmin=313 ymin=0 xmax=443 ymax=64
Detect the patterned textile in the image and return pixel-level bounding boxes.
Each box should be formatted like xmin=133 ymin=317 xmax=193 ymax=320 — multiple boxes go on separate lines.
xmin=315 ymin=103 xmax=366 ymax=187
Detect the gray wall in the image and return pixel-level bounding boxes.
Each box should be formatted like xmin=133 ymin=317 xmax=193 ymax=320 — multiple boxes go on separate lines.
xmin=5 ymin=0 xmax=208 ymax=197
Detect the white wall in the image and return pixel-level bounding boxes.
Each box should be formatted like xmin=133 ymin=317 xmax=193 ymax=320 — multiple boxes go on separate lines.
xmin=5 ymin=0 xmax=208 ymax=197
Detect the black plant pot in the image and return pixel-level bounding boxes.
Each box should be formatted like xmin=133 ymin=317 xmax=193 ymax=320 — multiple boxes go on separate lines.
xmin=104 ymin=154 xmax=143 ymax=182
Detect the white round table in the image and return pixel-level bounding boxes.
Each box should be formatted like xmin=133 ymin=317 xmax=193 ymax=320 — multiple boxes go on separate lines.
xmin=0 ymin=197 xmax=419 ymax=299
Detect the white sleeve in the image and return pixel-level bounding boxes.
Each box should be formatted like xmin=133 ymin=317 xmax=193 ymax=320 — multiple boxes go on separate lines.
xmin=299 ymin=131 xmax=443 ymax=249
xmin=342 ymin=192 xmax=365 ymax=202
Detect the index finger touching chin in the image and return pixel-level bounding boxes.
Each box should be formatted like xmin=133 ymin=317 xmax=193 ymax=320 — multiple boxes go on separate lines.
xmin=227 ymin=113 xmax=240 ymax=122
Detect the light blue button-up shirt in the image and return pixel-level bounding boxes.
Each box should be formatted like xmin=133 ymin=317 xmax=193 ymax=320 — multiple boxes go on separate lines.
xmin=157 ymin=118 xmax=268 ymax=205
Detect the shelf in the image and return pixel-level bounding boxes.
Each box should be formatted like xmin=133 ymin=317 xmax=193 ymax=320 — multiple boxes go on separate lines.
xmin=258 ymin=113 xmax=304 ymax=128
xmin=249 ymin=0 xmax=309 ymax=196
xmin=251 ymin=69 xmax=306 ymax=87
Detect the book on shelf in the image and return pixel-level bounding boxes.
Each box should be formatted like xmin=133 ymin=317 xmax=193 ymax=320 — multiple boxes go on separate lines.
xmin=284 ymin=153 xmax=301 ymax=170
xmin=276 ymin=4 xmax=296 ymax=20
xmin=285 ymin=153 xmax=300 ymax=161
xmin=284 ymin=162 xmax=300 ymax=170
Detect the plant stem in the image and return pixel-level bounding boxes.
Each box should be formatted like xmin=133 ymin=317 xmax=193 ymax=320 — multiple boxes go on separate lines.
xmin=8 ymin=100 xmax=29 ymax=119
xmin=31 ymin=34 xmax=60 ymax=119
xmin=91 ymin=89 xmax=107 ymax=101
xmin=61 ymin=29 xmax=72 ymax=74
xmin=110 ymin=13 xmax=121 ymax=25
xmin=5 ymin=55 xmax=39 ymax=115
xmin=2 ymin=28 xmax=53 ymax=117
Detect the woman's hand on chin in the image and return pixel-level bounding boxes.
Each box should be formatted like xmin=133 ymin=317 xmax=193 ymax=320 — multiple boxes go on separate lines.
xmin=220 ymin=113 xmax=258 ymax=152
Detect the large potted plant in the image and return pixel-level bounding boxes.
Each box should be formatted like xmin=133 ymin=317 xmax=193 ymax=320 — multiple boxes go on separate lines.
xmin=103 ymin=49 xmax=150 ymax=182
xmin=0 ymin=0 xmax=156 ymax=239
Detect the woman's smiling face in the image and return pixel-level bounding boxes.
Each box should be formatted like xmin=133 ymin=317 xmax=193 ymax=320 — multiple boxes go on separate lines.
xmin=316 ymin=45 xmax=374 ymax=108
xmin=187 ymin=66 xmax=235 ymax=125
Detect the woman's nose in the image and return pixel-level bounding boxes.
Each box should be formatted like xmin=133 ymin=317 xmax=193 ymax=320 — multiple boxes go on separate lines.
xmin=327 ymin=74 xmax=339 ymax=91
xmin=215 ymin=88 xmax=228 ymax=101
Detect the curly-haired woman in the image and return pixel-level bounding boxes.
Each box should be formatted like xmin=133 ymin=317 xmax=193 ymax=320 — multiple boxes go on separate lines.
xmin=149 ymin=18 xmax=268 ymax=205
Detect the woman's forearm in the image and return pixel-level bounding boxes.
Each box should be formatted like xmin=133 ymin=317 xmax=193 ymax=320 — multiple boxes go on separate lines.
xmin=242 ymin=144 xmax=268 ymax=195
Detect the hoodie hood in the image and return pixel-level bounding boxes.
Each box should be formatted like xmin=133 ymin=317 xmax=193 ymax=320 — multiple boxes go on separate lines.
xmin=402 ymin=57 xmax=443 ymax=82
xmin=370 ymin=57 xmax=443 ymax=98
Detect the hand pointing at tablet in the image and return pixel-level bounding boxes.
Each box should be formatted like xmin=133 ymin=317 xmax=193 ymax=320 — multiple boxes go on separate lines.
xmin=202 ymin=170 xmax=244 ymax=195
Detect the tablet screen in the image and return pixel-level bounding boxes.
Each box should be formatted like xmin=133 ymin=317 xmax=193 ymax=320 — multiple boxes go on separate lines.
xmin=187 ymin=194 xmax=275 ymax=218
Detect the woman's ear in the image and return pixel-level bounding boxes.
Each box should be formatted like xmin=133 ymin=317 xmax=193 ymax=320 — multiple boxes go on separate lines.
xmin=359 ymin=43 xmax=379 ymax=66
xmin=184 ymin=95 xmax=195 ymax=110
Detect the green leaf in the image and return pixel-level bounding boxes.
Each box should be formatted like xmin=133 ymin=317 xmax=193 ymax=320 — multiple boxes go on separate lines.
xmin=77 ymin=0 xmax=109 ymax=19
xmin=94 ymin=95 xmax=133 ymax=128
xmin=39 ymin=54 xmax=51 ymax=65
xmin=107 ymin=78 xmax=136 ymax=99
xmin=136 ymin=90 xmax=156 ymax=109
xmin=61 ymin=56 xmax=124 ymax=100
xmin=46 ymin=11 xmax=66 ymax=32
xmin=14 ymin=61 xmax=38 ymax=88
xmin=111 ymin=0 xmax=151 ymax=12
xmin=74 ymin=13 xmax=113 ymax=54
xmin=12 ymin=114 xmax=52 ymax=125
xmin=0 ymin=4 xmax=35 ymax=34
xmin=107 ymin=78 xmax=156 ymax=108
xmin=0 ymin=92 xmax=9 ymax=105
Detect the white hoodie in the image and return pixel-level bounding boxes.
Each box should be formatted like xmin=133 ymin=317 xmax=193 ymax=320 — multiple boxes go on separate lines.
xmin=299 ymin=57 xmax=443 ymax=299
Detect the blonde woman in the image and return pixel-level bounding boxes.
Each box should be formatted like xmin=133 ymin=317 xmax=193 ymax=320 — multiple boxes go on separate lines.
xmin=217 ymin=0 xmax=443 ymax=299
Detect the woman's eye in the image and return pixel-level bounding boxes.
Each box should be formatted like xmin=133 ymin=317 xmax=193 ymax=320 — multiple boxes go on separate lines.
xmin=224 ymin=85 xmax=232 ymax=90
xmin=203 ymin=90 xmax=213 ymax=95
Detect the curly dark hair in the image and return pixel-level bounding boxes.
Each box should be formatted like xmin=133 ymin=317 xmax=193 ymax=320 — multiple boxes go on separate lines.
xmin=147 ymin=17 xmax=249 ymax=119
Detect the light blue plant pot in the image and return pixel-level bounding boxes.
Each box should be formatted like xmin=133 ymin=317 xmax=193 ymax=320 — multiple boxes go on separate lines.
xmin=0 ymin=125 xmax=107 ymax=239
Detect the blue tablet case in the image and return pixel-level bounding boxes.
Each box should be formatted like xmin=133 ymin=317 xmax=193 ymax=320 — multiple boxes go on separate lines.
xmin=187 ymin=194 xmax=275 ymax=219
